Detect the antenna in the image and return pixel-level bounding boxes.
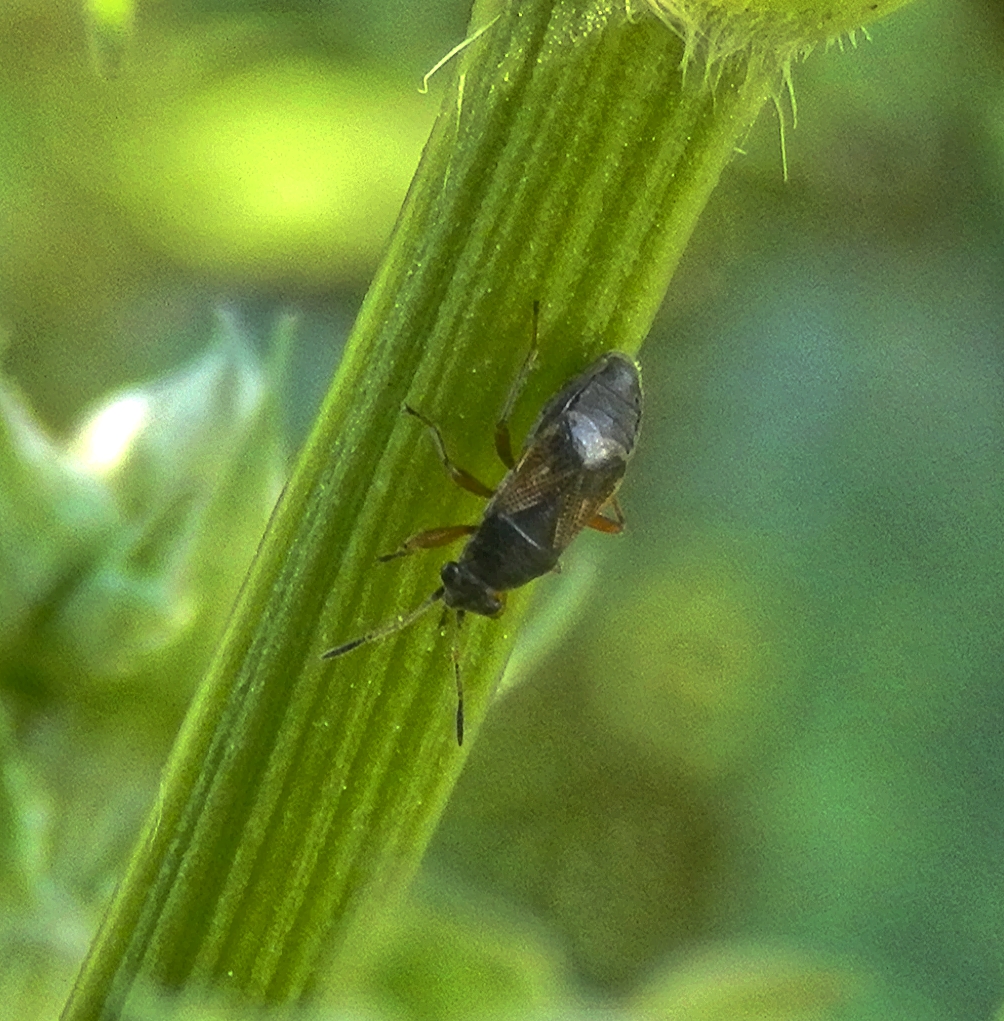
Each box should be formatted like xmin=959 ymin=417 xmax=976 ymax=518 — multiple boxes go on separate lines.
xmin=321 ymin=587 xmax=446 ymax=659
xmin=321 ymin=586 xmax=468 ymax=747
xmin=451 ymin=609 xmax=467 ymax=745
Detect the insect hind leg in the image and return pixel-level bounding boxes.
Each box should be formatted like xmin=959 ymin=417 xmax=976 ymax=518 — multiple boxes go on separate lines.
xmin=587 ymin=496 xmax=625 ymax=534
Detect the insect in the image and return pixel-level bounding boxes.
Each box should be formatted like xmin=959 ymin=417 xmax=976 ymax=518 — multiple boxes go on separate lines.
xmin=321 ymin=304 xmax=642 ymax=745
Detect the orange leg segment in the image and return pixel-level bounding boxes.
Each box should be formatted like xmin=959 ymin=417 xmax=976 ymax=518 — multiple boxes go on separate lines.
xmin=378 ymin=524 xmax=477 ymax=563
xmin=587 ymin=496 xmax=625 ymax=534
xmin=404 ymin=405 xmax=495 ymax=499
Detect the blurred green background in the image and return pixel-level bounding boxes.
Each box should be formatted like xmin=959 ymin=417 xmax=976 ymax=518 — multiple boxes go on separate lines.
xmin=1 ymin=0 xmax=1003 ymax=1019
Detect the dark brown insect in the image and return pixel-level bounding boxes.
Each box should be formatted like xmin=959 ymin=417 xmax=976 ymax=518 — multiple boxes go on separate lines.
xmin=322 ymin=304 xmax=642 ymax=744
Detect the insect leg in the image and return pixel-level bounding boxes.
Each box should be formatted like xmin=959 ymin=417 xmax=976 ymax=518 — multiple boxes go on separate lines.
xmin=587 ymin=496 xmax=625 ymax=534
xmin=378 ymin=524 xmax=477 ymax=563
xmin=404 ymin=405 xmax=495 ymax=498
xmin=494 ymin=300 xmax=541 ymax=469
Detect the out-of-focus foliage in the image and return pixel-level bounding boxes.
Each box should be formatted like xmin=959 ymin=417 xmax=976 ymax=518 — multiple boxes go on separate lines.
xmin=1 ymin=0 xmax=1002 ymax=1019
xmin=435 ymin=2 xmax=1004 ymax=1019
xmin=0 ymin=314 xmax=286 ymax=1019
xmin=0 ymin=0 xmax=444 ymax=432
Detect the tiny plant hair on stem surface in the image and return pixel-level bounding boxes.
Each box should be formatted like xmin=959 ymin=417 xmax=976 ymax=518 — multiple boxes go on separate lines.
xmin=321 ymin=304 xmax=643 ymax=745
xmin=418 ymin=15 xmax=502 ymax=95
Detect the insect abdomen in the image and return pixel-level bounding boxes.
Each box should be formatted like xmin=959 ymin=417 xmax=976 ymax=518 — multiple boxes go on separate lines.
xmin=459 ymin=507 xmax=559 ymax=592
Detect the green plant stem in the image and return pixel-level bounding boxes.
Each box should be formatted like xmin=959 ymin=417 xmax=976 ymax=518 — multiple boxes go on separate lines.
xmin=62 ymin=1 xmax=786 ymax=1017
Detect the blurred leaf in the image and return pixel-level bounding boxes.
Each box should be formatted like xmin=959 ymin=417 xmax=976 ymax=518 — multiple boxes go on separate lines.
xmin=84 ymin=0 xmax=135 ymax=33
xmin=440 ymin=670 xmax=721 ymax=990
xmin=70 ymin=311 xmax=276 ymax=523
xmin=84 ymin=0 xmax=136 ymax=77
xmin=342 ymin=886 xmax=568 ymax=1021
xmin=631 ymin=946 xmax=851 ymax=1021
xmin=0 ymin=700 xmax=48 ymax=907
xmin=2 ymin=314 xmax=285 ymax=691
xmin=54 ymin=313 xmax=284 ymax=685
xmin=109 ymin=53 xmax=435 ymax=282
xmin=0 ymin=373 xmax=119 ymax=657
xmin=584 ymin=532 xmax=792 ymax=780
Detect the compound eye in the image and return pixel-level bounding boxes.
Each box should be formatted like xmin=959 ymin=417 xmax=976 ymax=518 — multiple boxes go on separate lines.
xmin=440 ymin=561 xmax=461 ymax=586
